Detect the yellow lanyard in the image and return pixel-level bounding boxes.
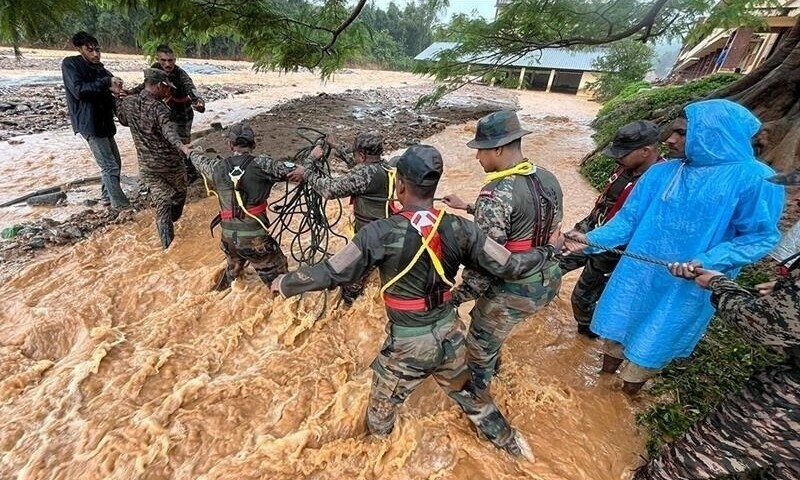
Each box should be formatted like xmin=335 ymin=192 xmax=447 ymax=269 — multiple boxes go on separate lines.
xmin=484 ymin=160 xmax=536 ymax=184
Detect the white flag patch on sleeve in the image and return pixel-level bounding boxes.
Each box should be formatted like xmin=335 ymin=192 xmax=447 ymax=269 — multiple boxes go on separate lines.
xmin=328 ymin=243 xmax=363 ymax=273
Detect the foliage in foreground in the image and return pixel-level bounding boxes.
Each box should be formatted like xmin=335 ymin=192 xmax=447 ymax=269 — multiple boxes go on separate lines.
xmin=581 ymin=73 xmax=742 ymax=190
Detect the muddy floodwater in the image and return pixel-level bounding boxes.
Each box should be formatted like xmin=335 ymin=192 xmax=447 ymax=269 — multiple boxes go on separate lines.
xmin=1 ymin=50 xmax=644 ymax=479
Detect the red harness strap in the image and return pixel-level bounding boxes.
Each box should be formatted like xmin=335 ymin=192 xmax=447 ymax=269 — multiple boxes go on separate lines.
xmin=504 ymin=239 xmax=533 ymax=252
xmin=219 ymin=203 xmax=267 ymax=220
xmin=383 ymin=291 xmax=453 ymax=312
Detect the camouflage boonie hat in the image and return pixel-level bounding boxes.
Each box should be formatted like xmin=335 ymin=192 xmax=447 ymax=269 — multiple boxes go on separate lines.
xmin=768 ymin=168 xmax=800 ymax=186
xmin=396 ymin=145 xmax=443 ymax=186
xmin=228 ymin=122 xmax=256 ymax=145
xmin=467 ymin=110 xmax=531 ymax=149
xmin=143 ymin=68 xmax=176 ymax=88
xmin=353 ymin=131 xmax=384 ymax=156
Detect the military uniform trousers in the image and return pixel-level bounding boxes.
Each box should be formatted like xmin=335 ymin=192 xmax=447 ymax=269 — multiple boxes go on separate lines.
xmin=636 ymin=365 xmax=800 ymax=479
xmin=220 ymin=231 xmax=288 ymax=285
xmin=369 ymin=314 xmax=515 ymax=447
xmin=140 ymin=169 xmax=187 ymax=248
xmin=172 ymin=105 xmax=198 ymax=182
xmin=560 ymin=250 xmax=621 ymax=327
xmin=467 ymin=261 xmax=562 ymax=392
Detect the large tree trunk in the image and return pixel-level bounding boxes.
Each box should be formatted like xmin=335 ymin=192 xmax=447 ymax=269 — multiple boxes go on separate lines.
xmin=709 ymin=17 xmax=800 ymax=171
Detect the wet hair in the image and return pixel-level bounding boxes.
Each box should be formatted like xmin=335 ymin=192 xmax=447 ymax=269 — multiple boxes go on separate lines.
xmin=398 ymin=174 xmax=437 ymax=199
xmin=156 ymin=44 xmax=174 ymax=55
xmin=353 ymin=132 xmax=384 ymax=157
xmin=72 ymin=31 xmax=99 ymax=48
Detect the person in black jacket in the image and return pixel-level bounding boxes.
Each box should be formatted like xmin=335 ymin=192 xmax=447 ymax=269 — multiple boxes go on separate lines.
xmin=61 ymin=31 xmax=130 ymax=209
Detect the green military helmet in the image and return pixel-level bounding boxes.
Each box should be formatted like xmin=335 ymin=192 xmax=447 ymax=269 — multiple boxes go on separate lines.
xmin=143 ymin=67 xmax=176 ymax=88
xmin=467 ymin=110 xmax=531 ymax=149
xmin=768 ymin=168 xmax=800 ymax=186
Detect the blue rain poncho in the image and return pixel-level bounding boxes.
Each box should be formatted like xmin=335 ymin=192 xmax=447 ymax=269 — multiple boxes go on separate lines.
xmin=587 ymin=100 xmax=785 ymax=369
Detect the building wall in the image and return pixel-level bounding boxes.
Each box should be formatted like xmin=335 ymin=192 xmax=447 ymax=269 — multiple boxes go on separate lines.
xmin=577 ymin=72 xmax=598 ymax=97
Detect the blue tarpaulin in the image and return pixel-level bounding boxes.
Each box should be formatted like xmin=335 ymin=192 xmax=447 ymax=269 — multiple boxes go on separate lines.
xmin=586 ymin=99 xmax=785 ymax=369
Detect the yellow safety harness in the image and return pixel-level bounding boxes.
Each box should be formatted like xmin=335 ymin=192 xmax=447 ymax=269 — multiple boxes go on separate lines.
xmin=345 ymin=165 xmax=398 ymax=239
xmin=380 ymin=208 xmax=454 ymax=295
xmin=484 ymin=159 xmax=536 ymax=184
xmin=385 ymin=167 xmax=397 ymax=217
xmin=228 ymin=165 xmax=270 ymax=233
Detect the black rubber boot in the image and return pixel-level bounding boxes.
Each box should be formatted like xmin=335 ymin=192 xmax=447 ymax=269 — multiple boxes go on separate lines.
xmin=157 ymin=219 xmax=174 ymax=249
xmin=601 ymin=354 xmax=623 ymax=374
xmin=577 ymin=323 xmax=599 ymax=339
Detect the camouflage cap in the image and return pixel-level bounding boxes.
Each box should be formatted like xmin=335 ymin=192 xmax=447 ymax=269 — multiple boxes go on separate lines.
xmin=767 ymin=168 xmax=800 ymax=186
xmin=603 ymin=120 xmax=660 ymax=159
xmin=228 ymin=122 xmax=256 ymax=145
xmin=353 ymin=131 xmax=384 ymax=156
xmin=396 ymin=145 xmax=443 ymax=187
xmin=143 ymin=68 xmax=176 ymax=88
xmin=467 ymin=110 xmax=531 ymax=149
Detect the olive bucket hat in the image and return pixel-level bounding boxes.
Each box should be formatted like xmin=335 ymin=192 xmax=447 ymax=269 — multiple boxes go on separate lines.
xmin=467 ymin=110 xmax=532 ymax=149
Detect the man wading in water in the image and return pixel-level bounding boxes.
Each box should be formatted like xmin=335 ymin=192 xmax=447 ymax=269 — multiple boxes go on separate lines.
xmin=272 ymin=145 xmax=565 ymax=459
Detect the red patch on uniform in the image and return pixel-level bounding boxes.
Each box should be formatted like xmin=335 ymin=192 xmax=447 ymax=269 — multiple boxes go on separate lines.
xmin=478 ymin=189 xmax=494 ymax=197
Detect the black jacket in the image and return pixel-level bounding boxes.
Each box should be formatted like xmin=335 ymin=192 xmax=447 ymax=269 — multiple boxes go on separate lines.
xmin=61 ymin=55 xmax=116 ymax=137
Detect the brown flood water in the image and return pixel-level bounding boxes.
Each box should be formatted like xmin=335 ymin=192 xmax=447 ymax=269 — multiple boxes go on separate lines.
xmin=0 ymin=83 xmax=645 ymax=479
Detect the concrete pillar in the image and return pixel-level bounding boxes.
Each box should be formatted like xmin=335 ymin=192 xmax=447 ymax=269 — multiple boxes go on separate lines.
xmin=721 ymin=27 xmax=754 ymax=71
xmin=545 ymin=69 xmax=556 ymax=93
xmin=517 ymin=67 xmax=526 ymax=89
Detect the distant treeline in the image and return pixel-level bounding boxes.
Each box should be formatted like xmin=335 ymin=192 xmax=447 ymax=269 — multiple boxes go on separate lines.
xmin=16 ymin=1 xmax=445 ymax=70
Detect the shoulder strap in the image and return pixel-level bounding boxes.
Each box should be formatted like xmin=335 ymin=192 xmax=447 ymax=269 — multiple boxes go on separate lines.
xmin=381 ymin=209 xmax=454 ymax=294
xmin=523 ymin=173 xmax=556 ymax=247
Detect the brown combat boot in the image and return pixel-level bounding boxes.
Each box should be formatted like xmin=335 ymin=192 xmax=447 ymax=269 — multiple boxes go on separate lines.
xmin=601 ymin=354 xmax=623 ymax=374
xmin=622 ymin=381 xmax=646 ymax=396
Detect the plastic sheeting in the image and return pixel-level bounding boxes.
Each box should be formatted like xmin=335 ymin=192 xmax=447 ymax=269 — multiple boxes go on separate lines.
xmin=586 ymin=100 xmax=785 ymax=369
xmin=771 ymin=220 xmax=800 ymax=263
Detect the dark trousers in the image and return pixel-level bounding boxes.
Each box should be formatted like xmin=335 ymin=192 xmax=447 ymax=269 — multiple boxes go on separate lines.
xmin=220 ymin=233 xmax=288 ymax=284
xmin=560 ymin=251 xmax=621 ymax=327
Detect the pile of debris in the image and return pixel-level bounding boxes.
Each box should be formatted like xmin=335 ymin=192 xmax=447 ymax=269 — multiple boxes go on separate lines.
xmin=0 ymin=83 xmax=261 ymax=141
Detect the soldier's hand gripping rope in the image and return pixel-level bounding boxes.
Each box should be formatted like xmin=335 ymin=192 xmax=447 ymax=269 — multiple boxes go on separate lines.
xmin=563 ymin=232 xmax=673 ymax=268
xmin=269 ymin=127 xmax=349 ymax=265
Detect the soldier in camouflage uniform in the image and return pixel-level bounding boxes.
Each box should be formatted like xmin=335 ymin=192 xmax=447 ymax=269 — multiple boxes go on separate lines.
xmin=129 ymin=45 xmax=205 ymax=182
xmin=635 ymin=168 xmax=800 ymax=479
xmin=443 ymin=110 xmax=563 ymax=395
xmin=293 ymin=132 xmax=396 ymax=306
xmin=272 ymin=145 xmax=565 ymax=459
xmin=560 ymin=121 xmax=662 ymax=339
xmin=189 ymin=122 xmax=303 ymax=290
xmin=117 ymin=68 xmax=191 ymax=249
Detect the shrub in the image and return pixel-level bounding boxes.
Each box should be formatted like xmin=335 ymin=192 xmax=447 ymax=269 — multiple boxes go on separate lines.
xmin=581 ymin=73 xmax=742 ymax=190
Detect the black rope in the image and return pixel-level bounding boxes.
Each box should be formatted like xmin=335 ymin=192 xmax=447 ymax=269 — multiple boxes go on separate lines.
xmin=268 ymin=128 xmax=349 ymax=266
xmin=565 ymin=234 xmax=673 ymax=268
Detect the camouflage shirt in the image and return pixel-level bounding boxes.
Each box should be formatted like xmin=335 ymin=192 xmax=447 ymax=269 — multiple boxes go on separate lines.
xmin=452 ymin=164 xmax=564 ymax=304
xmin=708 ymin=260 xmax=800 ymax=359
xmin=303 ymin=158 xmax=392 ymax=231
xmin=117 ymin=90 xmax=185 ymax=173
xmin=278 ymin=210 xmax=557 ymax=327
